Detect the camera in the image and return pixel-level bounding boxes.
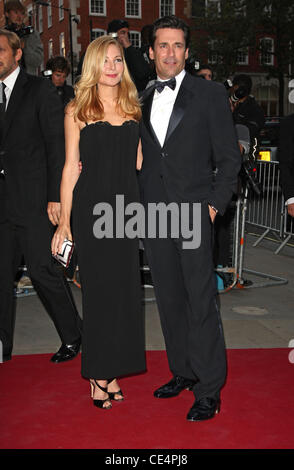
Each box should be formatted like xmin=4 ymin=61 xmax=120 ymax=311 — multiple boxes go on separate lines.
xmin=42 ymin=69 xmax=53 ymax=79
xmin=6 ymin=22 xmax=34 ymax=38
xmin=109 ymin=32 xmax=118 ymax=38
xmin=224 ymin=77 xmax=262 ymax=196
xmin=224 ymin=78 xmax=249 ymax=103
xmin=230 ymin=85 xmax=248 ymax=103
xmin=224 ymin=79 xmax=233 ymax=90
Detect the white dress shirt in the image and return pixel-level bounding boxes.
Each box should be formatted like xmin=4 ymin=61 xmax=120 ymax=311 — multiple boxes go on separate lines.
xmin=0 ymin=66 xmax=20 ymax=110
xmin=150 ymin=69 xmax=186 ymax=147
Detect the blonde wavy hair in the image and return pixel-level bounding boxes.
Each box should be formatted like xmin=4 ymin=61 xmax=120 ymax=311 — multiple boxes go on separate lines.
xmin=71 ymin=35 xmax=141 ymax=122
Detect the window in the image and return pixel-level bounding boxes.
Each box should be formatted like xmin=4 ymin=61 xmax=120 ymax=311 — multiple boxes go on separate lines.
xmin=59 ymin=0 xmax=64 ymax=21
xmin=236 ymin=47 xmax=249 ymax=65
xmin=254 ymin=85 xmax=278 ymax=116
xmin=234 ymin=0 xmax=246 ymax=17
xmin=206 ymin=0 xmax=221 ymax=16
xmin=38 ymin=5 xmax=43 ymax=33
xmin=129 ymin=31 xmax=141 ymax=48
xmin=90 ymin=0 xmax=106 ymax=15
xmin=47 ymin=0 xmax=52 ymax=28
xmin=208 ymin=39 xmax=221 ymax=64
xmin=59 ymin=32 xmax=65 ymax=56
xmin=48 ymin=39 xmax=53 ymax=58
xmin=91 ymin=28 xmax=106 ymax=41
xmin=126 ymin=0 xmax=141 ymax=17
xmin=159 ymin=0 xmax=175 ymax=17
xmin=260 ymin=38 xmax=274 ymax=66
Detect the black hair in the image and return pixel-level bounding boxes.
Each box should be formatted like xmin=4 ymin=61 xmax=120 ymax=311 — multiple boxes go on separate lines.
xmin=107 ymin=19 xmax=129 ymax=34
xmin=198 ymin=64 xmax=213 ymax=73
xmin=46 ymin=56 xmax=70 ymax=75
xmin=232 ymin=74 xmax=252 ymax=95
xmin=150 ymin=15 xmax=190 ymax=50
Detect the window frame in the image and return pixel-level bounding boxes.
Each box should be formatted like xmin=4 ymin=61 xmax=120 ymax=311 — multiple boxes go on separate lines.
xmin=91 ymin=28 xmax=107 ymax=40
xmin=59 ymin=32 xmax=65 ymax=56
xmin=236 ymin=47 xmax=249 ymax=65
xmin=89 ymin=0 xmax=107 ymax=16
xmin=129 ymin=30 xmax=141 ymax=48
xmin=48 ymin=38 xmax=53 ymax=58
xmin=260 ymin=37 xmax=274 ymax=66
xmin=47 ymin=0 xmax=52 ymax=29
xmin=125 ymin=0 xmax=141 ymax=18
xmin=159 ymin=0 xmax=175 ymax=18
xmin=59 ymin=0 xmax=64 ymax=21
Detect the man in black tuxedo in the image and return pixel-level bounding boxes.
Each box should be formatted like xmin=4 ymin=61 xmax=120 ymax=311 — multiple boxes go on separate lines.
xmin=0 ymin=29 xmax=81 ymax=363
xmin=278 ymin=113 xmax=294 ymax=218
xmin=138 ymin=16 xmax=241 ymax=421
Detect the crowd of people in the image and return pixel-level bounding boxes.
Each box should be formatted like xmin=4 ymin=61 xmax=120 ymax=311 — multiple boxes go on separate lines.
xmin=1 ymin=1 xmax=292 ymax=423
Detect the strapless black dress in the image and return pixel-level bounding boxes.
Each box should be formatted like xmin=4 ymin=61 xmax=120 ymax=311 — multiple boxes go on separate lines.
xmin=72 ymin=120 xmax=146 ymax=379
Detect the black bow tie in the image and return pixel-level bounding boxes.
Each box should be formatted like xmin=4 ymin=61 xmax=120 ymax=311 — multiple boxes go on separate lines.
xmin=154 ymin=77 xmax=176 ymax=93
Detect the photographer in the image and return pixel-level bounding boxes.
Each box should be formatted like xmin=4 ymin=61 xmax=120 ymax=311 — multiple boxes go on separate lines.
xmin=229 ymin=74 xmax=265 ymax=144
xmin=45 ymin=56 xmax=74 ymax=108
xmin=214 ymin=75 xmax=263 ymax=289
xmin=4 ymin=0 xmax=43 ymax=75
xmin=107 ymin=19 xmax=153 ymax=91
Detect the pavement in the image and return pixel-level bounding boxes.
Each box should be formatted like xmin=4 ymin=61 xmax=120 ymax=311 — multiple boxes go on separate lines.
xmin=7 ymin=231 xmax=294 ymax=357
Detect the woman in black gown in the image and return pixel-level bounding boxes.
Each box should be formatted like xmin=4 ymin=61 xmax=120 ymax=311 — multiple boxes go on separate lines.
xmin=52 ymin=36 xmax=145 ymax=409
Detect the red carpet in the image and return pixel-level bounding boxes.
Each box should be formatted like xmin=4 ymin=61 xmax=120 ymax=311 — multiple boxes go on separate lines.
xmin=1 ymin=349 xmax=294 ymax=449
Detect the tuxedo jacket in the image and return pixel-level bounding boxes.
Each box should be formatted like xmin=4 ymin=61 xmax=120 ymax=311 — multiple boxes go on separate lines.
xmin=0 ymin=68 xmax=65 ymax=223
xmin=278 ymin=113 xmax=294 ymax=202
xmin=139 ymin=73 xmax=241 ymax=216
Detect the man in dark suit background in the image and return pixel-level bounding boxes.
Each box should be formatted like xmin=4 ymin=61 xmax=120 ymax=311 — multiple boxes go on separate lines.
xmin=45 ymin=56 xmax=74 ymax=109
xmin=138 ymin=16 xmax=241 ymax=421
xmin=278 ymin=113 xmax=294 ymax=218
xmin=0 ymin=29 xmax=81 ymax=363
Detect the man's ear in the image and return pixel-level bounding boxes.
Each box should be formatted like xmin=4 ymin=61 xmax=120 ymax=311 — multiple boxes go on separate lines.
xmin=15 ymin=48 xmax=23 ymax=63
xmin=149 ymin=46 xmax=154 ymax=61
xmin=185 ymin=48 xmax=189 ymax=60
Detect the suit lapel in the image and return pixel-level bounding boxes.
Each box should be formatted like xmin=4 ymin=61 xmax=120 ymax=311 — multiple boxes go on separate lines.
xmin=164 ymin=73 xmax=194 ymax=145
xmin=3 ymin=68 xmax=28 ymax=142
xmin=141 ymin=86 xmax=162 ymax=148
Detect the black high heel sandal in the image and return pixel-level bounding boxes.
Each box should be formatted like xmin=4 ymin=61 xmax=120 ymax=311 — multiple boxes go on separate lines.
xmin=90 ymin=379 xmax=112 ymax=409
xmin=107 ymin=378 xmax=124 ymax=401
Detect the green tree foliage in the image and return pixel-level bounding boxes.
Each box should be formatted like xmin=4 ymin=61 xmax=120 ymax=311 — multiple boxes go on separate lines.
xmin=191 ymin=0 xmax=294 ymax=113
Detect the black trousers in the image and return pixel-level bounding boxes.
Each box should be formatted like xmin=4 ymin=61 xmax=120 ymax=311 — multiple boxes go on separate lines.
xmin=143 ymin=202 xmax=227 ymax=400
xmin=0 ymin=215 xmax=82 ymax=356
xmin=214 ymin=204 xmax=236 ymax=267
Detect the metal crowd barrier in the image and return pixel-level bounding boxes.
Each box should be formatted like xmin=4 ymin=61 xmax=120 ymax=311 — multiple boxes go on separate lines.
xmin=246 ymin=160 xmax=294 ymax=254
xmin=215 ymin=160 xmax=289 ymax=293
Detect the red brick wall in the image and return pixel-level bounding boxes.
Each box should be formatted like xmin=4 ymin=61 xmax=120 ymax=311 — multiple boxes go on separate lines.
xmin=37 ymin=0 xmax=71 ymax=67
xmin=77 ymin=0 xmax=188 ymax=56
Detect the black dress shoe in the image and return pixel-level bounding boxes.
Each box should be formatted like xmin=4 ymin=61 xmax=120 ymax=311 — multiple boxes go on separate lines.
xmin=50 ymin=338 xmax=81 ymax=363
xmin=1 ymin=353 xmax=12 ymax=362
xmin=186 ymin=396 xmax=220 ymax=421
xmin=154 ymin=376 xmax=196 ymax=398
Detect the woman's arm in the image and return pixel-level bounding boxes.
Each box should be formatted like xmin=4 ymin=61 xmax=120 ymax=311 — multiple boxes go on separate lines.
xmin=136 ymin=138 xmax=143 ymax=170
xmin=51 ymin=107 xmax=81 ymax=255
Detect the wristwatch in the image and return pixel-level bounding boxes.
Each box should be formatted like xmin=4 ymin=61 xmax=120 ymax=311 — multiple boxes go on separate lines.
xmin=210 ymin=205 xmax=218 ymax=214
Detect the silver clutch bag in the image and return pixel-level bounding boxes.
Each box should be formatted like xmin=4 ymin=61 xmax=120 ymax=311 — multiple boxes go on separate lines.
xmin=52 ymin=238 xmax=74 ymax=268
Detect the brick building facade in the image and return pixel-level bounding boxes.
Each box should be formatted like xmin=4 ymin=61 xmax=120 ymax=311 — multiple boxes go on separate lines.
xmin=0 ymin=0 xmax=293 ymax=114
